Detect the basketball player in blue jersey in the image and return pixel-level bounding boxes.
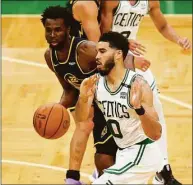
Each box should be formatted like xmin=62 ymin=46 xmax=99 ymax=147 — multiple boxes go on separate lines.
xmin=75 ymin=31 xmax=163 ymax=184
xmin=41 ymin=6 xmax=137 ymax=184
xmin=100 ymin=1 xmax=191 ymax=184
xmin=67 ymin=1 xmax=118 ymax=178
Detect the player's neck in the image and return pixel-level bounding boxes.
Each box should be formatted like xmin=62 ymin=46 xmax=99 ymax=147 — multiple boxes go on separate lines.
xmin=56 ymin=36 xmax=71 ymax=52
xmin=129 ymin=0 xmax=138 ymax=6
xmin=107 ymin=60 xmax=126 ymax=86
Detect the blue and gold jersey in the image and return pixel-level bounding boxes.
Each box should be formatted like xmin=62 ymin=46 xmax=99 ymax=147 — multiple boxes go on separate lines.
xmin=50 ymin=37 xmax=96 ymax=89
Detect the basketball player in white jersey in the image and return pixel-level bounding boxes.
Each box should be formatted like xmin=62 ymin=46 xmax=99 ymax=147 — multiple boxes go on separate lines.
xmin=75 ymin=31 xmax=163 ymax=184
xmin=100 ymin=1 xmax=191 ymax=184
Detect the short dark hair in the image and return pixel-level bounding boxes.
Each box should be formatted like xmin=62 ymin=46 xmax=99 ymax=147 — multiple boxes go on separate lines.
xmin=99 ymin=31 xmax=129 ymax=60
xmin=41 ymin=5 xmax=73 ymax=27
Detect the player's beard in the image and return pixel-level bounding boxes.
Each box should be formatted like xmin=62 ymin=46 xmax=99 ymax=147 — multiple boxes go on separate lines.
xmin=97 ymin=57 xmax=115 ymax=76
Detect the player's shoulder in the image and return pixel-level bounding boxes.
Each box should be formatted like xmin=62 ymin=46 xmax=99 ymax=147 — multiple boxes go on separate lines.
xmin=148 ymin=0 xmax=160 ymax=10
xmin=73 ymin=0 xmax=98 ymax=14
xmin=44 ymin=48 xmax=54 ymax=72
xmin=44 ymin=48 xmax=50 ymax=60
xmin=78 ymin=40 xmax=96 ymax=53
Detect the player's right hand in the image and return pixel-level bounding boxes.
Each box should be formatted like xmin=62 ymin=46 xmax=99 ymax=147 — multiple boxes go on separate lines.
xmin=134 ymin=56 xmax=151 ymax=72
xmin=128 ymin=39 xmax=146 ymax=56
xmin=79 ymin=74 xmax=99 ymax=99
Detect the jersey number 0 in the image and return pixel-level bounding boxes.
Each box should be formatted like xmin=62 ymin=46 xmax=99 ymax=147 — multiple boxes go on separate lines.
xmin=107 ymin=119 xmax=123 ymax=139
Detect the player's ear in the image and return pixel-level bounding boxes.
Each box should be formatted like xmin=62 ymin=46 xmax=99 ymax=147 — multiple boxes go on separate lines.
xmin=115 ymin=50 xmax=123 ymax=60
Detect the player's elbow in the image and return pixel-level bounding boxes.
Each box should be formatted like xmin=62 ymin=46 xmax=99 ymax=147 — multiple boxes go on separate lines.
xmin=158 ymin=22 xmax=168 ymax=34
xmin=147 ymin=124 xmax=162 ymax=141
xmin=149 ymin=132 xmax=161 ymax=141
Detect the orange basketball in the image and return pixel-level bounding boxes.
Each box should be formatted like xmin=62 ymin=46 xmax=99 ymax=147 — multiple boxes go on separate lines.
xmin=33 ymin=103 xmax=70 ymax=139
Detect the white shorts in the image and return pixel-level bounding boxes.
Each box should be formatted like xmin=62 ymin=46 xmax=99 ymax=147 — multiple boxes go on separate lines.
xmin=93 ymin=141 xmax=162 ymax=184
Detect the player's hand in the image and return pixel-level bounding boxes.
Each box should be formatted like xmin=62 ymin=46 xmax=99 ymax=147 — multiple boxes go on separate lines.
xmin=134 ymin=56 xmax=151 ymax=72
xmin=130 ymin=77 xmax=143 ymax=109
xmin=178 ymin=37 xmax=192 ymax=50
xmin=128 ymin=39 xmax=146 ymax=56
xmin=79 ymin=74 xmax=99 ymax=100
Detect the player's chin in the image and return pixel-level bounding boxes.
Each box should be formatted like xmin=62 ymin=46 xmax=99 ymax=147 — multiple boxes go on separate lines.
xmin=50 ymin=43 xmax=59 ymax=48
xmin=97 ymin=69 xmax=107 ymax=76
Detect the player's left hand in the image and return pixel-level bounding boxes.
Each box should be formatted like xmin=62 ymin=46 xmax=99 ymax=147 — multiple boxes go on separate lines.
xmin=128 ymin=39 xmax=146 ymax=56
xmin=130 ymin=77 xmax=143 ymax=109
xmin=178 ymin=37 xmax=192 ymax=50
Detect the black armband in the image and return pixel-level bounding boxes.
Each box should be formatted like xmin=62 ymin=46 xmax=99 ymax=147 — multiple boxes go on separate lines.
xmin=135 ymin=106 xmax=145 ymax=115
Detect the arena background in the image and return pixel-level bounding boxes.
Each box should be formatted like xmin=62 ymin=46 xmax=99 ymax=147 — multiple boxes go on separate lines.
xmin=2 ymin=0 xmax=192 ymax=184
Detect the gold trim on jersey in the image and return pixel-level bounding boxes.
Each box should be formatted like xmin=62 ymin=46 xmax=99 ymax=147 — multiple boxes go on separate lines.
xmin=64 ymin=73 xmax=83 ymax=90
xmin=55 ymin=36 xmax=75 ymax=65
xmin=68 ymin=106 xmax=75 ymax=112
xmin=79 ymin=23 xmax=84 ymax=38
xmin=94 ymin=134 xmax=113 ymax=146
xmin=50 ymin=37 xmax=75 ymax=67
xmin=75 ymin=41 xmax=97 ymax=74
xmin=70 ymin=0 xmax=77 ymax=5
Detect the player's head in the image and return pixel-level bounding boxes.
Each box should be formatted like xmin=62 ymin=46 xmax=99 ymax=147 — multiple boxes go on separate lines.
xmin=41 ymin=6 xmax=73 ymax=49
xmin=96 ymin=31 xmax=129 ymax=76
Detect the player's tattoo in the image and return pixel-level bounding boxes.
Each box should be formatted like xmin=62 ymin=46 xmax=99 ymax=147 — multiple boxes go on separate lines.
xmin=135 ymin=75 xmax=148 ymax=85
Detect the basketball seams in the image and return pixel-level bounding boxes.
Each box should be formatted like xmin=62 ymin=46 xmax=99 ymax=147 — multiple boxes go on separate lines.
xmin=33 ymin=107 xmax=41 ymax=133
xmin=33 ymin=103 xmax=70 ymax=139
xmin=48 ymin=105 xmax=64 ymax=139
xmin=43 ymin=103 xmax=56 ymax=137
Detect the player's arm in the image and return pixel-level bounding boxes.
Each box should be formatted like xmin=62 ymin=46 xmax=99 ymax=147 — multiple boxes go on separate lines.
xmin=149 ymin=0 xmax=191 ymax=50
xmin=44 ymin=49 xmax=78 ymax=108
xmin=100 ymin=0 xmax=119 ymax=34
xmin=130 ymin=76 xmax=162 ymax=141
xmin=75 ymin=75 xmax=98 ymax=122
xmin=72 ymin=1 xmax=100 ymax=42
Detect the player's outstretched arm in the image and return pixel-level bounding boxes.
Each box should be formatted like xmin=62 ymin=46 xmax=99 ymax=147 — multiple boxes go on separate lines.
xmin=44 ymin=49 xmax=78 ymax=108
xmin=72 ymin=1 xmax=100 ymax=42
xmin=100 ymin=0 xmax=118 ymax=34
xmin=130 ymin=76 xmax=162 ymax=141
xmin=149 ymin=0 xmax=191 ymax=50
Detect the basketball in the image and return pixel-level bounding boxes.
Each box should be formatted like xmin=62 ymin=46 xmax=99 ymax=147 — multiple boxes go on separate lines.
xmin=33 ymin=103 xmax=70 ymax=139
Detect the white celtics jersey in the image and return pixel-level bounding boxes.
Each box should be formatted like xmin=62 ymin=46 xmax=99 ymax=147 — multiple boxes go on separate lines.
xmin=95 ymin=70 xmax=149 ymax=148
xmin=112 ymin=0 xmax=149 ymax=40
